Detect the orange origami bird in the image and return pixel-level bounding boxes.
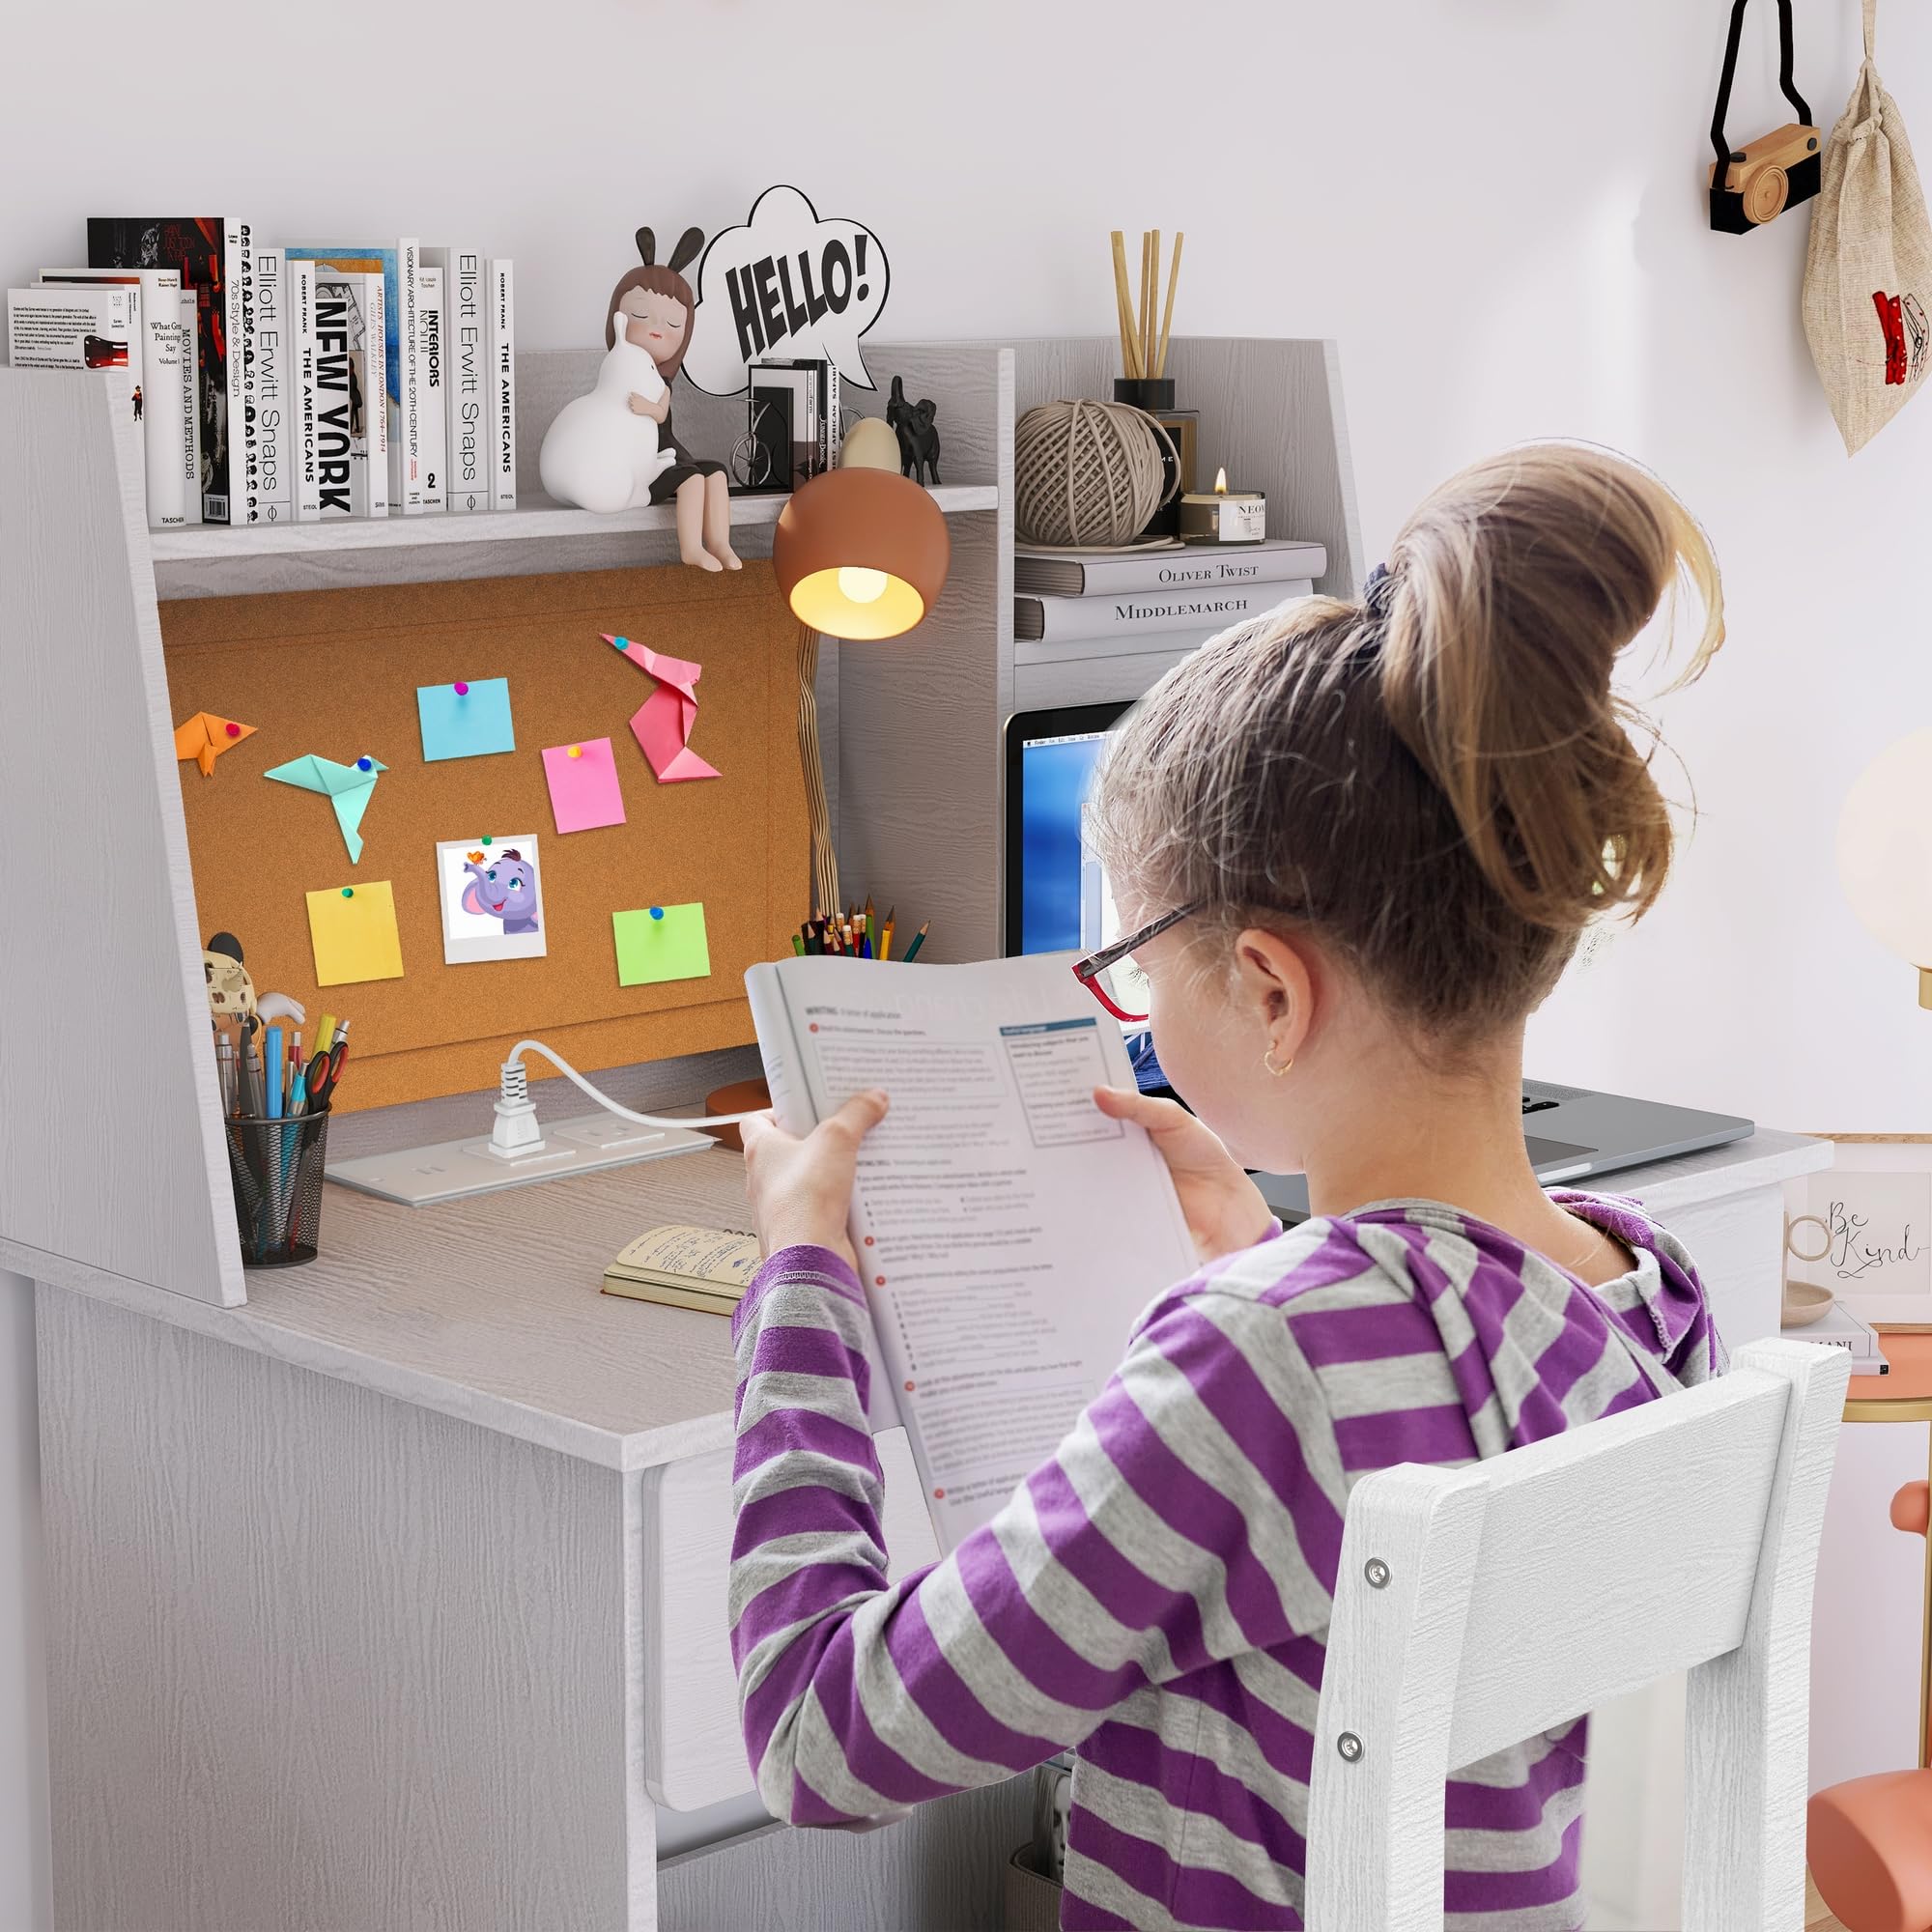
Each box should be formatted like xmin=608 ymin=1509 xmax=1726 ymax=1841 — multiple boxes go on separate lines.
xmin=175 ymin=711 xmax=257 ymax=777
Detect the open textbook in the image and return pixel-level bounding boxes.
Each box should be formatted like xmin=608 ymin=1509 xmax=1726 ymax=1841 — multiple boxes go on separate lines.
xmin=744 ymin=952 xmax=1198 ymax=1553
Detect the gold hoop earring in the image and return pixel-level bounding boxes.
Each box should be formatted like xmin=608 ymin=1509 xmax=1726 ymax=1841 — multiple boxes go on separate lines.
xmin=1264 ymin=1046 xmax=1293 ymax=1079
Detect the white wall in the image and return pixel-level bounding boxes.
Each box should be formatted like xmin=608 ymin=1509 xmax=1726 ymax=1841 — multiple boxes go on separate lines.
xmin=3 ymin=0 xmax=1927 ymax=1908
xmin=0 ymin=1274 xmax=49 ymax=1932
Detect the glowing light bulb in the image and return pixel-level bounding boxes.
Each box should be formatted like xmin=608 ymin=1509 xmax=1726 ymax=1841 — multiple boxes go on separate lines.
xmin=837 ymin=566 xmax=890 ymax=605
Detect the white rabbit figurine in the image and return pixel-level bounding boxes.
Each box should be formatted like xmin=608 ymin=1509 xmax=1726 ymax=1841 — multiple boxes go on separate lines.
xmin=538 ymin=326 xmax=677 ymax=514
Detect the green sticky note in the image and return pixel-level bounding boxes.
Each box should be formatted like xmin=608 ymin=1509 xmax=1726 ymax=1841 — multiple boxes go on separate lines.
xmin=612 ymin=903 xmax=711 ymax=987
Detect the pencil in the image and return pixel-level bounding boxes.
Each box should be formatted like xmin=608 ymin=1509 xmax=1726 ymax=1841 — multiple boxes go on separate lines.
xmin=864 ymin=895 xmax=875 ymax=947
xmin=790 ymin=932 xmax=805 ymax=955
xmin=880 ymin=909 xmax=895 ymax=960
xmin=902 ymin=921 xmax=929 ymax=962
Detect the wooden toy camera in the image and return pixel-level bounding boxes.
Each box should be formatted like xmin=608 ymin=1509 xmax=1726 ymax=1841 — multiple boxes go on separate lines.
xmin=1711 ymin=122 xmax=1822 ymax=230
xmin=1708 ymin=0 xmax=1820 ymax=234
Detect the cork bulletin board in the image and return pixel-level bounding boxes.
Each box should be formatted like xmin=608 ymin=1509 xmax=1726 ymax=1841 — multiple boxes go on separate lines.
xmin=161 ymin=564 xmax=808 ymax=1112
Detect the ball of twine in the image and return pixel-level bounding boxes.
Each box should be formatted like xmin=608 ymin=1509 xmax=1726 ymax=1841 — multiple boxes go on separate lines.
xmin=1013 ymin=400 xmax=1179 ymax=548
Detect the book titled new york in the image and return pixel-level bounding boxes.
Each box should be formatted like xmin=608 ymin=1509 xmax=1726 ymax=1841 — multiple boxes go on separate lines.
xmin=1015 ymin=536 xmax=1328 ymax=599
xmin=310 ymin=274 xmax=387 ymax=518
xmin=1015 ymin=579 xmax=1314 ymax=646
xmin=423 ymin=246 xmax=486 ymax=510
xmin=86 ymin=215 xmax=243 ymax=522
xmin=285 ymin=242 xmax=406 ymax=510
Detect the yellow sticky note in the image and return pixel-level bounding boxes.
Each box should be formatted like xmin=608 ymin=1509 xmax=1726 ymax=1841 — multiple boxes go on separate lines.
xmin=306 ymin=881 xmax=405 ymax=986
xmin=613 ymin=902 xmax=711 ymax=987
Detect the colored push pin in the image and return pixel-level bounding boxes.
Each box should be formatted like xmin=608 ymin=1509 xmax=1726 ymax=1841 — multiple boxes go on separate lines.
xmin=224 ymin=721 xmax=241 ymax=738
xmin=567 ymin=745 xmax=582 ymax=758
xmin=649 ymin=906 xmax=665 ymax=921
xmin=454 ymin=681 xmax=469 ymax=696
xmin=356 ymin=756 xmax=373 ymax=771
xmin=341 ymin=888 xmax=354 ymax=898
xmin=481 ymin=835 xmax=493 ymax=846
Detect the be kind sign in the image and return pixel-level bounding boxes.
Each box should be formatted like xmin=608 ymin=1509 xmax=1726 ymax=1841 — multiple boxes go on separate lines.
xmin=685 ymin=185 xmax=890 ymax=396
xmin=1794 ymin=1142 xmax=1932 ymax=1314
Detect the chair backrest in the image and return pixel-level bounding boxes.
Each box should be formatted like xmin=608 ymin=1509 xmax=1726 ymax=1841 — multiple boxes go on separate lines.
xmin=1303 ymin=1337 xmax=1849 ymax=1932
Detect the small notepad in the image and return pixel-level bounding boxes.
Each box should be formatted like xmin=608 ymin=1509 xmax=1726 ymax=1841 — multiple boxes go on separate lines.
xmin=542 ymin=737 xmax=626 ymax=834
xmin=307 ymin=882 xmax=405 ymax=985
xmin=612 ymin=903 xmax=711 ymax=986
xmin=417 ymin=678 xmax=515 ymax=762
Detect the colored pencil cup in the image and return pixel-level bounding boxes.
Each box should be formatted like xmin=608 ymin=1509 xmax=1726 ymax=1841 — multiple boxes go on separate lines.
xmin=224 ymin=1111 xmax=331 ymax=1267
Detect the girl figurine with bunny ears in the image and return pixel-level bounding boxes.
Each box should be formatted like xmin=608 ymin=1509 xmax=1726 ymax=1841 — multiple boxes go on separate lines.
xmin=539 ymin=226 xmax=740 ymax=572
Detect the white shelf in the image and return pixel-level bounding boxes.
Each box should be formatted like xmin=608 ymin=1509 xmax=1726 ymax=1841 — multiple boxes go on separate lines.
xmin=148 ymin=484 xmax=1000 ymax=601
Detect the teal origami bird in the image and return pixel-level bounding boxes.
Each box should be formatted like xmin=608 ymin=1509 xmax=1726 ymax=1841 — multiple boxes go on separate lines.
xmin=264 ymin=753 xmax=387 ymax=863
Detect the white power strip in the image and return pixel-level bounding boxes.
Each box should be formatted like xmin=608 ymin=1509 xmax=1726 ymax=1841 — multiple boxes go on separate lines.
xmin=322 ymin=1038 xmax=762 ymax=1208
xmin=326 ymin=1112 xmax=716 ymax=1207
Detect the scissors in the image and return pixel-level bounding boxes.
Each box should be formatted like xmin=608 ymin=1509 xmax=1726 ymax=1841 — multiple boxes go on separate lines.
xmin=300 ymin=1035 xmax=350 ymax=1113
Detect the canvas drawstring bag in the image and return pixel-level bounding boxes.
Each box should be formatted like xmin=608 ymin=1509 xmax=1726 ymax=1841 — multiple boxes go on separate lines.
xmin=1803 ymin=0 xmax=1932 ymax=452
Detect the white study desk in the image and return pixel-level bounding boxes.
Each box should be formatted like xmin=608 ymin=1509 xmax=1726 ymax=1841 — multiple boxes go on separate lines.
xmin=23 ymin=1086 xmax=1829 ymax=1932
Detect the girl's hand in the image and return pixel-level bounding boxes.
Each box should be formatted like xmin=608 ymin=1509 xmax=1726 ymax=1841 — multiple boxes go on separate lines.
xmin=741 ymin=1091 xmax=890 ymax=1267
xmin=1094 ymin=1087 xmax=1275 ymax=1264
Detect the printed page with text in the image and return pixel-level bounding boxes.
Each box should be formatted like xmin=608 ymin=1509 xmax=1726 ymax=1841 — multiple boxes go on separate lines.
xmin=746 ymin=953 xmax=1197 ymax=1552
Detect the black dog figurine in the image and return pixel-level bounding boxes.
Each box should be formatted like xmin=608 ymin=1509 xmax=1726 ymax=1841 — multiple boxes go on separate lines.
xmin=886 ymin=375 xmax=943 ymax=487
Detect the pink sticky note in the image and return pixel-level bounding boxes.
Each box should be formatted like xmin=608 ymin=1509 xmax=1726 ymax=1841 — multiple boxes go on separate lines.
xmin=606 ymin=633 xmax=722 ymax=783
xmin=541 ymin=736 xmax=626 ymax=834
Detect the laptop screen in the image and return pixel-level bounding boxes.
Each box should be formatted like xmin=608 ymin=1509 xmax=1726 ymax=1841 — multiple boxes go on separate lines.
xmin=1004 ymin=702 xmax=1133 ymax=960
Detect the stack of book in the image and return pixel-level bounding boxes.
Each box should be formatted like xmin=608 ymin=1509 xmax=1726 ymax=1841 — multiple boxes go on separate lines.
xmin=5 ymin=221 xmax=517 ymax=530
xmin=1014 ymin=537 xmax=1328 ymax=655
xmin=601 ymin=1224 xmax=761 ymax=1317
xmin=746 ymin=354 xmax=842 ymax=492
xmin=1783 ymin=1297 xmax=1891 ymax=1376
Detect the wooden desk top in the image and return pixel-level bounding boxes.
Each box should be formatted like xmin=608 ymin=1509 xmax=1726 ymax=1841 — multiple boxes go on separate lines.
xmin=24 ymin=1101 xmax=1832 ymax=1473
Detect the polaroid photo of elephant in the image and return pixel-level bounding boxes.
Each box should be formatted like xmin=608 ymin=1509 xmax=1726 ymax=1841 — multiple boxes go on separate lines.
xmin=436 ymin=836 xmax=547 ymax=965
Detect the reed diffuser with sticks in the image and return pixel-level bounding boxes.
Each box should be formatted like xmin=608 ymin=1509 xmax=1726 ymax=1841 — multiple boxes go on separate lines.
xmin=1110 ymin=228 xmax=1195 ymax=533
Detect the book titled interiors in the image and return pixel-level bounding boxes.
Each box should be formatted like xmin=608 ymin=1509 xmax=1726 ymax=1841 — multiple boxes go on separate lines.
xmin=745 ymin=951 xmax=1197 ymax=1552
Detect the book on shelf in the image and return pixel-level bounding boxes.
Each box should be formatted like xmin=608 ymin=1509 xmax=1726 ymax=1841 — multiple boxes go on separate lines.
xmin=395 ymin=237 xmax=428 ymax=513
xmin=229 ymin=220 xmax=260 ymax=527
xmin=1015 ymin=579 xmax=1314 ymax=646
xmin=1015 ymin=536 xmax=1328 ymax=599
xmin=285 ymin=242 xmax=405 ymax=510
xmin=310 ymin=273 xmax=386 ymax=518
xmin=424 ymin=246 xmax=486 ymax=511
xmin=486 ymin=258 xmax=516 ymax=510
xmin=37 ymin=266 xmax=187 ymax=529
xmin=744 ymin=951 xmax=1197 ymax=1553
xmin=750 ymin=354 xmax=838 ymax=487
xmin=247 ymin=246 xmax=291 ymax=525
xmin=415 ymin=266 xmax=446 ymax=512
xmin=85 ymin=215 xmax=242 ymax=522
xmin=179 ymin=289 xmax=202 ymax=525
xmin=290 ymin=260 xmax=323 ymax=522
xmin=5 ymin=286 xmax=145 ymax=476
xmin=601 ymin=1224 xmax=762 ymax=1316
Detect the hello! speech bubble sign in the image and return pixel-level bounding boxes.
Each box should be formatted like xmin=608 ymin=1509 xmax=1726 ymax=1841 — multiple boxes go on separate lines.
xmin=684 ymin=184 xmax=890 ymax=396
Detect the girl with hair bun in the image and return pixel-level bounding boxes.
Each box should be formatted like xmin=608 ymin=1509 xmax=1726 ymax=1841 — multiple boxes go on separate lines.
xmin=729 ymin=443 xmax=1725 ymax=1929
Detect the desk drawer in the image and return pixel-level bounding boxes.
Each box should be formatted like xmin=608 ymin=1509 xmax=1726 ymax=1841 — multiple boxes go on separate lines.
xmin=640 ymin=1427 xmax=940 ymax=1811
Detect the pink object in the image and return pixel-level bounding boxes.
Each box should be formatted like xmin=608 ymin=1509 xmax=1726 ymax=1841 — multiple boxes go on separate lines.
xmin=224 ymin=721 xmax=240 ymax=737
xmin=1893 ymin=1481 xmax=1930 ymax=1538
xmin=605 ymin=633 xmax=721 ymax=783
xmin=1810 ymin=1773 xmax=1932 ymax=1932
xmin=540 ymin=736 xmax=626 ymax=834
xmin=455 ymin=680 xmax=469 ymax=696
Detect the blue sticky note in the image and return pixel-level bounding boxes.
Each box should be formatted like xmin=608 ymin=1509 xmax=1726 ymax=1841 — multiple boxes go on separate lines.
xmin=416 ymin=678 xmax=516 ymax=762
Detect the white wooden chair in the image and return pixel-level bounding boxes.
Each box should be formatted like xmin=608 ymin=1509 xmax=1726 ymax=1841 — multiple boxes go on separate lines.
xmin=1304 ymin=1337 xmax=1849 ymax=1931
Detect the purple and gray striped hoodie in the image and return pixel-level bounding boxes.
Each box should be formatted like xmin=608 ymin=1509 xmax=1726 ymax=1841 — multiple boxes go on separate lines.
xmin=729 ymin=1192 xmax=1722 ymax=1930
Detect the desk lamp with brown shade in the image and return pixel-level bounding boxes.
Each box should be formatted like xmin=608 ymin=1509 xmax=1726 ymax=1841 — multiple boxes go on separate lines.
xmin=771 ymin=414 xmax=951 ymax=918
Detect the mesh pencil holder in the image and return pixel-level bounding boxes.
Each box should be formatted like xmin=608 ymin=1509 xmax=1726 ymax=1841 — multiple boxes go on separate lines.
xmin=224 ymin=1111 xmax=331 ymax=1267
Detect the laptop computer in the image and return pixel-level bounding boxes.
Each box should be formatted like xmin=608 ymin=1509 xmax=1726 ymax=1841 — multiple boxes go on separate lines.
xmin=1003 ymin=701 xmax=1751 ymax=1215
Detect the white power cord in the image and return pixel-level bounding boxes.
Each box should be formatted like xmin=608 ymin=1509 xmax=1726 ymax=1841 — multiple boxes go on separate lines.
xmin=486 ymin=1038 xmax=763 ymax=1160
